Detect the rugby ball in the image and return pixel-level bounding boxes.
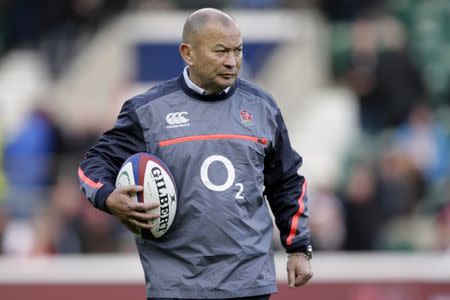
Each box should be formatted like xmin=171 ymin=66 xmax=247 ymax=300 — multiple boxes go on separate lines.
xmin=115 ymin=152 xmax=177 ymax=239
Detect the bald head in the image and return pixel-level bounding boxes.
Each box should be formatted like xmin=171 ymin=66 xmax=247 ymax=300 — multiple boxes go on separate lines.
xmin=182 ymin=8 xmax=239 ymax=44
xmin=179 ymin=8 xmax=242 ymax=94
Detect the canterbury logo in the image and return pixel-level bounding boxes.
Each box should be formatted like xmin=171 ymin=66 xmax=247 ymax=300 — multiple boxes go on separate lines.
xmin=166 ymin=112 xmax=190 ymax=128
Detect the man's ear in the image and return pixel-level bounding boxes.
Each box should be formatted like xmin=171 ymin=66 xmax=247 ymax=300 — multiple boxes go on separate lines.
xmin=179 ymin=43 xmax=194 ymax=66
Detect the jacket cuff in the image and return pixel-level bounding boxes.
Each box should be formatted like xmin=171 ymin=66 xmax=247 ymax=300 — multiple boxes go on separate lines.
xmin=286 ymin=244 xmax=313 ymax=254
xmin=94 ymin=182 xmax=115 ymax=214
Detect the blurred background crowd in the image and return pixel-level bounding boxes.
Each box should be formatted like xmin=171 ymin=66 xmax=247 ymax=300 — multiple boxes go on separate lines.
xmin=0 ymin=0 xmax=449 ymax=256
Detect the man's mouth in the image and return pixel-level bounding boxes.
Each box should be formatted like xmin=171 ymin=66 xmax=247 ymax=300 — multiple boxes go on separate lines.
xmin=220 ymin=73 xmax=236 ymax=79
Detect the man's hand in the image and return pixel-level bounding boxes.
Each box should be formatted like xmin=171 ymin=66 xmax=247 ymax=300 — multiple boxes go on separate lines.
xmin=287 ymin=254 xmax=313 ymax=287
xmin=106 ymin=185 xmax=160 ymax=232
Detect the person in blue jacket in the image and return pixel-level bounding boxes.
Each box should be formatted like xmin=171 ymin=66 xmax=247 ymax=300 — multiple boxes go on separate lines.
xmin=79 ymin=8 xmax=313 ymax=300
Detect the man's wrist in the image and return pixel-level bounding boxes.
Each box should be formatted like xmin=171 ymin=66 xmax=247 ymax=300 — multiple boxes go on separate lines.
xmin=288 ymin=251 xmax=312 ymax=261
xmin=286 ymin=245 xmax=313 ymax=260
xmin=94 ymin=183 xmax=115 ymax=214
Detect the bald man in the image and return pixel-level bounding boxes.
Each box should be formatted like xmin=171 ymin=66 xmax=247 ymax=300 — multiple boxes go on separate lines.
xmin=79 ymin=8 xmax=312 ymax=300
xmin=179 ymin=8 xmax=242 ymax=95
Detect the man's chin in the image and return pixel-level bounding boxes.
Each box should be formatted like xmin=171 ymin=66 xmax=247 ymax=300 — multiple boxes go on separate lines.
xmin=217 ymin=77 xmax=236 ymax=87
xmin=204 ymin=77 xmax=237 ymax=94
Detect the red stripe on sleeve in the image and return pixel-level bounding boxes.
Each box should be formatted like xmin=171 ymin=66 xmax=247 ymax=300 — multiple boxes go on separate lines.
xmin=78 ymin=167 xmax=104 ymax=189
xmin=286 ymin=180 xmax=307 ymax=246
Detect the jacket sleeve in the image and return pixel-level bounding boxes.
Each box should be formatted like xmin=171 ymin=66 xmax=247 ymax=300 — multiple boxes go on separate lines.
xmin=78 ymin=100 xmax=146 ymax=212
xmin=264 ymin=109 xmax=311 ymax=253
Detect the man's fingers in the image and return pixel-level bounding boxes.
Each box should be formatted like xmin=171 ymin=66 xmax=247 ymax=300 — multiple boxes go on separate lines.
xmin=131 ymin=211 xmax=160 ymax=222
xmin=132 ymin=218 xmax=155 ymax=230
xmin=287 ymin=267 xmax=296 ymax=288
xmin=115 ymin=186 xmax=160 ymax=212
xmin=295 ymin=271 xmax=313 ymax=287
xmin=107 ymin=186 xmax=160 ymax=221
xmin=117 ymin=185 xmax=143 ymax=194
xmin=286 ymin=256 xmax=313 ymax=288
xmin=133 ymin=201 xmax=160 ymax=212
xmin=120 ymin=217 xmax=154 ymax=233
xmin=295 ymin=276 xmax=307 ymax=287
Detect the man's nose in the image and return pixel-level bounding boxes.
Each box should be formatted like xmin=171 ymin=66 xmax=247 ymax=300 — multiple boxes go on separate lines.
xmin=224 ymin=52 xmax=237 ymax=68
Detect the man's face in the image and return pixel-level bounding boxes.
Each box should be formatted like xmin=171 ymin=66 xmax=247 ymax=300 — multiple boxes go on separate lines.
xmin=188 ymin=21 xmax=243 ymax=94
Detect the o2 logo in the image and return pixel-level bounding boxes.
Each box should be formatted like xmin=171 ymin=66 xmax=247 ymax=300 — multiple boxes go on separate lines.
xmin=200 ymin=155 xmax=244 ymax=199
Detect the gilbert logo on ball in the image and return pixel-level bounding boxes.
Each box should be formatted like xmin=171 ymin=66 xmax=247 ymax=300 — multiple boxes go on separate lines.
xmin=116 ymin=152 xmax=178 ymax=239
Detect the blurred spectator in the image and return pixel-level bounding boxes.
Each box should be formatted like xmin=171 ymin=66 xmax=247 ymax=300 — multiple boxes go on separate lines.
xmin=375 ymin=146 xmax=433 ymax=251
xmin=346 ymin=16 xmax=427 ymax=134
xmin=0 ymin=205 xmax=7 ymax=254
xmin=340 ymin=160 xmax=381 ymax=250
xmin=3 ymin=103 xmax=64 ymax=218
xmin=436 ymin=203 xmax=450 ymax=251
xmin=392 ymin=103 xmax=450 ymax=185
xmin=309 ymin=186 xmax=345 ymax=250
xmin=30 ymin=207 xmax=58 ymax=255
xmin=0 ymin=132 xmax=5 ymax=203
xmin=319 ymin=0 xmax=384 ymax=21
xmin=78 ymin=200 xmax=123 ymax=253
xmin=377 ymin=147 xmax=427 ymax=222
xmin=50 ymin=176 xmax=84 ymax=253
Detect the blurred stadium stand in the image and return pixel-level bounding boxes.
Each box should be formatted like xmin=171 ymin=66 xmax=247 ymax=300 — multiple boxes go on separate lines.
xmin=0 ymin=0 xmax=449 ymax=299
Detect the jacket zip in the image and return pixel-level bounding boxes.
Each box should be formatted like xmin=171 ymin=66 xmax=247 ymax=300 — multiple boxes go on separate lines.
xmin=159 ymin=134 xmax=268 ymax=147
